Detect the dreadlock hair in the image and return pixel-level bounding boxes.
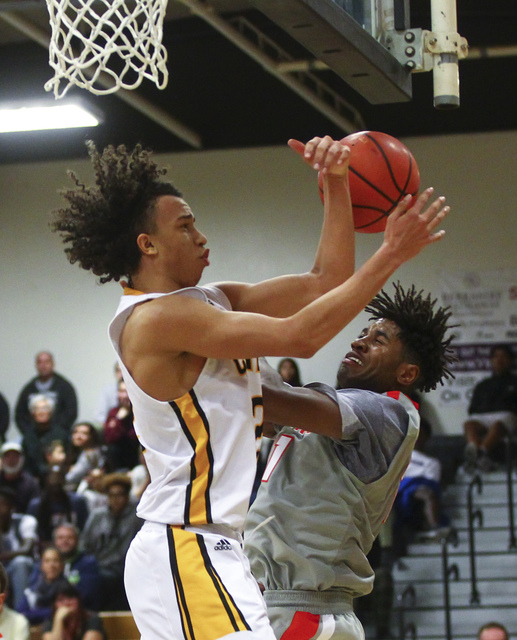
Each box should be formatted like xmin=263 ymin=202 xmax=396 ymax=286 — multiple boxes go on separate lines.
xmin=364 ymin=282 xmax=457 ymax=393
xmin=51 ymin=141 xmax=182 ymax=283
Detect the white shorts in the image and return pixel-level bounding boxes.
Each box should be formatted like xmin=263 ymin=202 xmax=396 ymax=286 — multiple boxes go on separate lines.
xmin=125 ymin=521 xmax=276 ymax=640
xmin=468 ymin=411 xmax=517 ymax=434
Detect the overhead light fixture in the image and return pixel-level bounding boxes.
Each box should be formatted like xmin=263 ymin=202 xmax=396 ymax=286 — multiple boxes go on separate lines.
xmin=0 ymin=101 xmax=101 ymax=133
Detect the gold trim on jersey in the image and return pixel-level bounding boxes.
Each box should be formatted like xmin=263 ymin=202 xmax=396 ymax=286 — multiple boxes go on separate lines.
xmin=170 ymin=391 xmax=214 ymax=525
xmin=122 ymin=286 xmax=145 ymax=295
xmin=167 ymin=527 xmax=251 ymax=640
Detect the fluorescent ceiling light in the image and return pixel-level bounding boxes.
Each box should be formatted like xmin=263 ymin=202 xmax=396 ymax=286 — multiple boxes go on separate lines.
xmin=0 ymin=103 xmax=100 ymax=133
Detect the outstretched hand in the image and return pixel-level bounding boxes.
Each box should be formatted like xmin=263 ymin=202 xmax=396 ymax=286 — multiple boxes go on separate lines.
xmin=289 ymin=136 xmax=350 ymax=177
xmin=382 ymin=187 xmax=450 ymax=262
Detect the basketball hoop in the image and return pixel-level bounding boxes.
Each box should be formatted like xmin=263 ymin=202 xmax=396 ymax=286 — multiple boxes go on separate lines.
xmin=44 ymin=0 xmax=169 ymax=98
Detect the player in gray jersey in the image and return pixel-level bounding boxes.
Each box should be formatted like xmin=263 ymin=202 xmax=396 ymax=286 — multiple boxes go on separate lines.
xmin=244 ymin=284 xmax=456 ymax=640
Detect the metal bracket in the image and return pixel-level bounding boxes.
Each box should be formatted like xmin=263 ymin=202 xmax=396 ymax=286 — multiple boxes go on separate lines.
xmin=424 ymin=30 xmax=469 ymax=58
xmin=383 ymin=28 xmax=432 ymax=72
xmin=383 ymin=28 xmax=468 ymax=73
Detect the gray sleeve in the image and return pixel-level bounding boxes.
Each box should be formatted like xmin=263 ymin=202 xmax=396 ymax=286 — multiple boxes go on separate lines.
xmin=306 ymin=384 xmax=409 ymax=483
xmin=304 ymin=382 xmax=362 ymax=436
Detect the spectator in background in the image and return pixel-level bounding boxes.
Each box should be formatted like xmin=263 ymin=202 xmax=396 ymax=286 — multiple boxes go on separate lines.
xmin=0 ymin=393 xmax=9 ymax=444
xmin=0 ymin=561 xmax=30 ymax=640
xmin=103 ymin=381 xmax=139 ymax=472
xmin=0 ymin=442 xmax=40 ymax=513
xmin=16 ymin=546 xmax=69 ymax=625
xmin=277 ymin=357 xmax=303 ymax=387
xmin=394 ymin=418 xmax=449 ymax=551
xmin=21 ymin=395 xmax=68 ymax=480
xmin=52 ymin=523 xmax=101 ymax=611
xmin=65 ymin=423 xmax=104 ymax=492
xmin=45 ymin=440 xmax=68 ymax=473
xmin=478 ymin=623 xmax=510 ymax=640
xmin=27 ymin=468 xmax=89 ymax=549
xmin=464 ymin=344 xmax=517 ymax=473
xmin=41 ymin=582 xmax=106 ymax=640
xmin=76 ymin=469 xmax=108 ymax=514
xmin=15 ymin=351 xmax=78 ymax=438
xmin=80 ymin=474 xmax=142 ymax=611
xmin=95 ymin=363 xmax=122 ymax=427
xmin=0 ymin=487 xmax=38 ymax=609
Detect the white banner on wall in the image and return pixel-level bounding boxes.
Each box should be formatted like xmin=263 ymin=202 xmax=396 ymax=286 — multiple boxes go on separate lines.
xmin=438 ymin=269 xmax=517 ymax=408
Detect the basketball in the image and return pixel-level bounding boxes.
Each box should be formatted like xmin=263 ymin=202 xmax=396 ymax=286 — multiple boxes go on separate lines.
xmin=318 ymin=131 xmax=420 ymax=233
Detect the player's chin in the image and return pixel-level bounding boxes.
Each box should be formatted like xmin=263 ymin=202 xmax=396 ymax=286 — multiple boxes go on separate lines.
xmin=336 ymin=366 xmax=356 ymax=389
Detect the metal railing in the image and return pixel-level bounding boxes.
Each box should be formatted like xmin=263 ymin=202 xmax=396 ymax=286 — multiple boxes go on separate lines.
xmin=397 ymin=584 xmax=417 ymax=640
xmin=504 ymin=436 xmax=517 ymax=550
xmin=466 ymin=473 xmax=483 ymax=604
xmin=441 ymin=529 xmax=459 ymax=640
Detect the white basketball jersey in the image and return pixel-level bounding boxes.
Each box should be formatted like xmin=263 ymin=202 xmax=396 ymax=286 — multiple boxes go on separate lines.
xmin=109 ymin=285 xmax=263 ymax=531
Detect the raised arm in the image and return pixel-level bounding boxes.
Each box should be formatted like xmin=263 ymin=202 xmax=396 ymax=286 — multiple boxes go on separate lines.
xmin=124 ymin=187 xmax=449 ymax=400
xmin=217 ymin=136 xmax=354 ymax=317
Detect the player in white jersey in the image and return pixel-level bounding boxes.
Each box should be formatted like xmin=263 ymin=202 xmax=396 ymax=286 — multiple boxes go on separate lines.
xmin=52 ymin=137 xmax=448 ymax=640
xmin=244 ymin=284 xmax=457 ymax=640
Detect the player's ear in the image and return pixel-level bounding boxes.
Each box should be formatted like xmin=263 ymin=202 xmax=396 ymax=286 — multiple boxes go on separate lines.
xmin=396 ymin=362 xmax=420 ymax=388
xmin=137 ymin=233 xmax=157 ymax=256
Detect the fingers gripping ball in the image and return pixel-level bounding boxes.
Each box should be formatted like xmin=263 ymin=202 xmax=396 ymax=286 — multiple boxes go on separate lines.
xmin=318 ymin=131 xmax=420 ymax=233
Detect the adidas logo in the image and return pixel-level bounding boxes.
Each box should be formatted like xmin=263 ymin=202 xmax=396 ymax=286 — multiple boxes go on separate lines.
xmin=214 ymin=538 xmax=232 ymax=551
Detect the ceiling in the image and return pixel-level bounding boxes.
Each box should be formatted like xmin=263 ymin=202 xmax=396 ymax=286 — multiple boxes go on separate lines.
xmin=0 ymin=0 xmax=516 ymax=165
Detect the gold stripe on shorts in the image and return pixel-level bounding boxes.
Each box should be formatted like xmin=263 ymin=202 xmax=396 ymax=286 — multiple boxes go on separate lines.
xmin=170 ymin=391 xmax=214 ymax=525
xmin=168 ymin=527 xmax=251 ymax=640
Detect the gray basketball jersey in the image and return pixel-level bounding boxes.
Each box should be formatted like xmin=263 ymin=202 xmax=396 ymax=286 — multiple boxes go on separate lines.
xmin=244 ymin=385 xmax=419 ymax=605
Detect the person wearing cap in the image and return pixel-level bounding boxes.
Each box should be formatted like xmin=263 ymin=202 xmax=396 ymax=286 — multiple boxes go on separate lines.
xmin=0 ymin=443 xmax=40 ymax=513
xmin=0 ymin=487 xmax=39 ymax=609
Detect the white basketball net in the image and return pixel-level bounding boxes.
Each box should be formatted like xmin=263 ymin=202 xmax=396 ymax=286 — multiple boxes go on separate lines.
xmin=44 ymin=0 xmax=169 ymax=98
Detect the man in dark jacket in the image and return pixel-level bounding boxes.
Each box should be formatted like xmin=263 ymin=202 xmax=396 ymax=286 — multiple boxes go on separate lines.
xmin=463 ymin=344 xmax=517 ymax=472
xmin=15 ymin=351 xmax=78 ymax=436
xmin=80 ymin=474 xmax=142 ymax=611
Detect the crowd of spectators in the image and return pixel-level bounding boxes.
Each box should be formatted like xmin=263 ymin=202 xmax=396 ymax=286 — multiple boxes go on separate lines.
xmin=0 ymin=351 xmax=148 ymax=636
xmin=1 ymin=348 xmax=515 ymax=637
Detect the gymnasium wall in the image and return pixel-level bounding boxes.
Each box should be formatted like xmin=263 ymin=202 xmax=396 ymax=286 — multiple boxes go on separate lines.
xmin=0 ymin=129 xmax=515 ymax=438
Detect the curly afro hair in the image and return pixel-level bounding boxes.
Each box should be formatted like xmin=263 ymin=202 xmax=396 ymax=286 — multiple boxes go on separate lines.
xmin=51 ymin=141 xmax=181 ymax=283
xmin=364 ymin=282 xmax=457 ymax=393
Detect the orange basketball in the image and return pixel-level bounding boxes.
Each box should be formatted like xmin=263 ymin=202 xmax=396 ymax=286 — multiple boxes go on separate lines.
xmin=318 ymin=131 xmax=420 ymax=233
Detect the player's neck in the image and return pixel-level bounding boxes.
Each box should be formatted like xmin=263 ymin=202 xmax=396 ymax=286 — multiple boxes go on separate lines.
xmin=131 ymin=266 xmax=184 ymax=294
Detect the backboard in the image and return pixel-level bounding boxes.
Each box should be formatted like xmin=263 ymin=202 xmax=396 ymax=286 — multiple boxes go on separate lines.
xmin=248 ymin=0 xmax=413 ymax=103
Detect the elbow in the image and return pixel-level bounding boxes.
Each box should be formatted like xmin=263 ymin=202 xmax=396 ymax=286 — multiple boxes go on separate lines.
xmin=287 ymin=333 xmax=319 ymax=359
xmin=278 ymin=317 xmax=323 ymax=359
xmin=298 ymin=343 xmax=319 ymax=359
xmin=308 ymin=269 xmax=336 ymax=298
